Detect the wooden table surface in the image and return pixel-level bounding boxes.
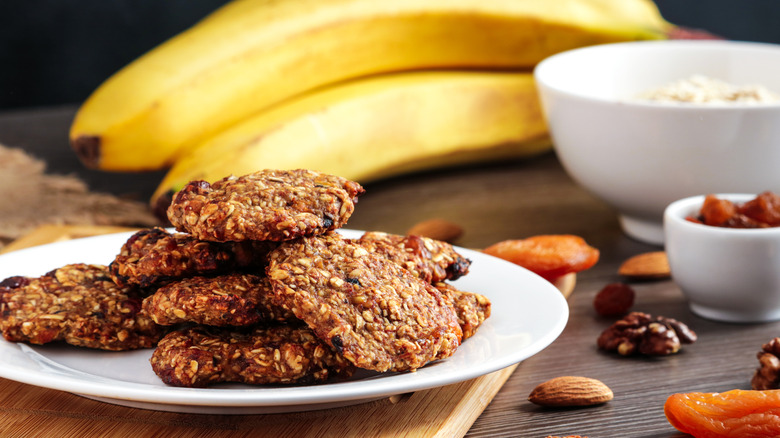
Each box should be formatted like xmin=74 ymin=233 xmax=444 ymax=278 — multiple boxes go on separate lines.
xmin=1 ymin=107 xmax=774 ymax=437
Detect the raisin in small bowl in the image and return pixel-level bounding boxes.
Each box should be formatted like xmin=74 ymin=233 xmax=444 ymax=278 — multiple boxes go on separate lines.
xmin=664 ymin=193 xmax=780 ymax=323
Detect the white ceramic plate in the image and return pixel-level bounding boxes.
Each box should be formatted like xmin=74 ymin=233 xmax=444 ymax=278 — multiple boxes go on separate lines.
xmin=0 ymin=230 xmax=568 ymax=414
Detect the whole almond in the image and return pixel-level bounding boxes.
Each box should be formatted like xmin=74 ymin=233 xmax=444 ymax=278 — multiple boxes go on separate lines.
xmin=406 ymin=218 xmax=463 ymax=242
xmin=618 ymin=251 xmax=671 ymax=280
xmin=528 ymin=376 xmax=613 ymax=407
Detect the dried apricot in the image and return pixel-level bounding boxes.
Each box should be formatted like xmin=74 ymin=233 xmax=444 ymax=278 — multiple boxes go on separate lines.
xmin=665 ymin=389 xmax=780 ymax=437
xmin=740 ymin=192 xmax=780 ymax=226
xmin=687 ymin=192 xmax=780 ymax=229
xmin=698 ymin=194 xmax=737 ymax=226
xmin=482 ymin=235 xmax=599 ymax=281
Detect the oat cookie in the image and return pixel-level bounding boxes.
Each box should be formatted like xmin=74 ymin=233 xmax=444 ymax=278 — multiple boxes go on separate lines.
xmin=143 ymin=273 xmax=292 ymax=327
xmin=150 ymin=325 xmax=354 ymax=387
xmin=358 ymin=231 xmax=471 ymax=282
xmin=0 ymin=264 xmax=164 ymax=350
xmin=267 ymin=232 xmax=462 ymax=372
xmin=109 ymin=227 xmax=276 ymax=288
xmin=167 ymin=169 xmax=365 ymax=242
xmin=433 ymin=282 xmax=491 ymax=340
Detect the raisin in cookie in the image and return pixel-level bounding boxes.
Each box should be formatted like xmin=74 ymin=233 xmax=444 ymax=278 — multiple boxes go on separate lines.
xmin=267 ymin=232 xmax=462 ymax=373
xmin=167 ymin=169 xmax=364 ymax=242
xmin=357 ymin=231 xmax=471 ymax=283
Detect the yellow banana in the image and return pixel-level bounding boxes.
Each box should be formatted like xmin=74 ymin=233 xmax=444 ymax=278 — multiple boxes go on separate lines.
xmin=70 ymin=0 xmax=671 ymax=171
xmin=150 ymin=70 xmax=549 ymax=212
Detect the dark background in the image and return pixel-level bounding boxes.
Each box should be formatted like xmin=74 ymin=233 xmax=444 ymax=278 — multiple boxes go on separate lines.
xmin=1 ymin=0 xmax=779 ymax=111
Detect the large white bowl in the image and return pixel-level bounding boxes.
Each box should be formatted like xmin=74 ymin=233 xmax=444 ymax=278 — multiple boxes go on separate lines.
xmin=535 ymin=40 xmax=780 ymax=245
xmin=664 ymin=194 xmax=780 ymax=323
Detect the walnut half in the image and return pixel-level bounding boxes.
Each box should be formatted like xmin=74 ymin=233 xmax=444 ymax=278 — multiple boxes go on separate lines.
xmin=597 ymin=312 xmax=697 ymax=356
xmin=752 ymin=338 xmax=780 ymax=390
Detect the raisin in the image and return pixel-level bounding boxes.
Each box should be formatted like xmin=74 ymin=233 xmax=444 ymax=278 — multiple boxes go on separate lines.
xmin=0 ymin=276 xmax=29 ymax=289
xmin=331 ymin=335 xmax=343 ymax=353
xmin=593 ymin=283 xmax=635 ymax=317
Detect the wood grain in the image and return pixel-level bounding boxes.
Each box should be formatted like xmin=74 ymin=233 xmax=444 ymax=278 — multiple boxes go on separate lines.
xmin=0 ymin=368 xmax=517 ymax=438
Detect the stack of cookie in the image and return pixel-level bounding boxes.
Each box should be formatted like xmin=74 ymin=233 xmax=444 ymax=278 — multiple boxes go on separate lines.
xmin=1 ymin=169 xmax=491 ymax=388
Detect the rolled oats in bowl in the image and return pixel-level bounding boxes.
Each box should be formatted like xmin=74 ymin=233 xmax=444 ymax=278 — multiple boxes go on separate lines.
xmin=636 ymin=75 xmax=780 ymax=104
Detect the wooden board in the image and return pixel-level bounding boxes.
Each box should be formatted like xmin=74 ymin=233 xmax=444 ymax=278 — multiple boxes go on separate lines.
xmin=0 ymin=225 xmax=573 ymax=438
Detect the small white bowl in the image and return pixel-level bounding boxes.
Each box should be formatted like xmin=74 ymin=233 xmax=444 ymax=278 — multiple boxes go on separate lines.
xmin=535 ymin=40 xmax=780 ymax=245
xmin=664 ymin=194 xmax=780 ymax=323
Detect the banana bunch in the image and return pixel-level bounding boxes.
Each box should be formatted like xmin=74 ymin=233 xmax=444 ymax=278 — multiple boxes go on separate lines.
xmin=150 ymin=71 xmax=551 ymax=211
xmin=68 ymin=0 xmax=672 ymax=206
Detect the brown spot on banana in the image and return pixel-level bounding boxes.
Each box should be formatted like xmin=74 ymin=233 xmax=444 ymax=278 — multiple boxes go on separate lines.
xmin=71 ymin=135 xmax=101 ymax=168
